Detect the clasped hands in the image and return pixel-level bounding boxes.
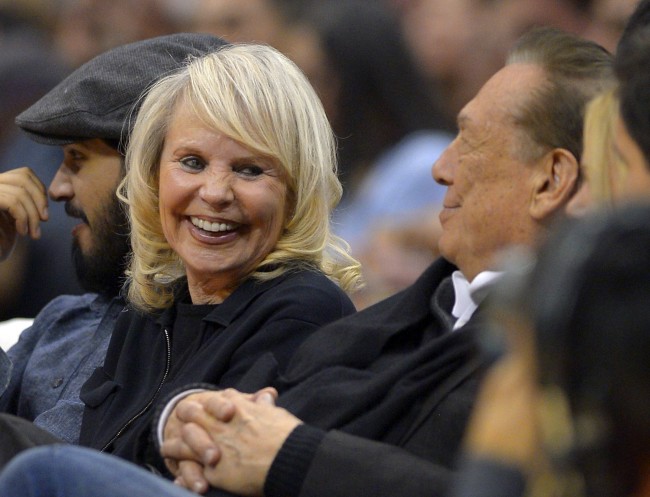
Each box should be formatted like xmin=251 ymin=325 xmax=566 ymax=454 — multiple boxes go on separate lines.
xmin=161 ymin=388 xmax=302 ymax=496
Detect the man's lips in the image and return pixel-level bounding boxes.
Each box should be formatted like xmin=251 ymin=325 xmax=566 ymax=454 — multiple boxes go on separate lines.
xmin=71 ymin=223 xmax=88 ymax=237
xmin=439 ymin=205 xmax=459 ymax=223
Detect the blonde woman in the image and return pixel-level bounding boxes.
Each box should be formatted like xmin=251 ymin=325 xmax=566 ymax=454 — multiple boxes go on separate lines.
xmin=77 ymin=43 xmax=361 ymax=472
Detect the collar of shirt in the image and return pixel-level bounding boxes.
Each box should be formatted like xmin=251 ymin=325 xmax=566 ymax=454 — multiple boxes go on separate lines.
xmin=451 ymin=270 xmax=502 ymax=330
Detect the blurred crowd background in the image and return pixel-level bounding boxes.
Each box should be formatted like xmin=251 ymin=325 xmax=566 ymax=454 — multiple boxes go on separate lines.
xmin=0 ymin=0 xmax=639 ymax=318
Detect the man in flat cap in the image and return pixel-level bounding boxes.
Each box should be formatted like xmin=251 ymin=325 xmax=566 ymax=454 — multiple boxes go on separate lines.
xmin=0 ymin=33 xmax=227 ymax=453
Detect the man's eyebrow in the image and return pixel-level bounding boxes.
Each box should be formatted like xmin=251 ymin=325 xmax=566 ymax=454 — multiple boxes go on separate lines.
xmin=64 ymin=142 xmax=91 ymax=152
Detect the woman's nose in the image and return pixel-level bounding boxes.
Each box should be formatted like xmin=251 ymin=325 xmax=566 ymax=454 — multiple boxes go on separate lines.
xmin=199 ymin=172 xmax=235 ymax=206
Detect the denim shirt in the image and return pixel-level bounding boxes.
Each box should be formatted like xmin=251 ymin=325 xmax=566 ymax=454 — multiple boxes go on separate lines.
xmin=0 ymin=293 xmax=123 ymax=443
xmin=0 ymin=348 xmax=10 ymax=396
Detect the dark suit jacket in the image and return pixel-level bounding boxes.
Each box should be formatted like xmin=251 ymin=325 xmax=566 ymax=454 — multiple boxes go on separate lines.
xmin=259 ymin=258 xmax=489 ymax=497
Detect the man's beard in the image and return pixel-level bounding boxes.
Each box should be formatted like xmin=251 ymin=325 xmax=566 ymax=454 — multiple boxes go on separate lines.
xmin=69 ymin=196 xmax=130 ymax=297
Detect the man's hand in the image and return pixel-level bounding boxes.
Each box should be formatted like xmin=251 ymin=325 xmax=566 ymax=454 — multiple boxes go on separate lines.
xmin=161 ymin=388 xmax=279 ymax=494
xmin=201 ymin=389 xmax=300 ymax=496
xmin=0 ymin=167 xmax=48 ymax=260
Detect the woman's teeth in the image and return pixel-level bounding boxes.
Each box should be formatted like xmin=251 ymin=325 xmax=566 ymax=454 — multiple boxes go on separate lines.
xmin=190 ymin=217 xmax=236 ymax=233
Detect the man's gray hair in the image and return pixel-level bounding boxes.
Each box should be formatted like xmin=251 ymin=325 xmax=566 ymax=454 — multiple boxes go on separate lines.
xmin=506 ymin=27 xmax=615 ymax=163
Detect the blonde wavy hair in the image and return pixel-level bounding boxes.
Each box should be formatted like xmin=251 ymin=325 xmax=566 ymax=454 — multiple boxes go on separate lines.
xmin=581 ymin=87 xmax=626 ymax=206
xmin=119 ymin=44 xmax=362 ymax=313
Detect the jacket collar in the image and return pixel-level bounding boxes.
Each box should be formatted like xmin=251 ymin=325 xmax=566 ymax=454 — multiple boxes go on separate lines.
xmin=155 ymin=271 xmax=296 ymax=328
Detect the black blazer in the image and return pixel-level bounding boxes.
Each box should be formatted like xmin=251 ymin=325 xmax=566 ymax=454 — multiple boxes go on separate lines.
xmin=261 ymin=257 xmax=489 ymax=497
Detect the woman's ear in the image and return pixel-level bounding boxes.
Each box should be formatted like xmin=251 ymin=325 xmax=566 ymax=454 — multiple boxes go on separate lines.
xmin=530 ymin=148 xmax=579 ymax=221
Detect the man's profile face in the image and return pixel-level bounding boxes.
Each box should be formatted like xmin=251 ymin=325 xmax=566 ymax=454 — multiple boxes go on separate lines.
xmin=49 ymin=139 xmax=130 ymax=295
xmin=432 ymin=63 xmax=546 ymax=281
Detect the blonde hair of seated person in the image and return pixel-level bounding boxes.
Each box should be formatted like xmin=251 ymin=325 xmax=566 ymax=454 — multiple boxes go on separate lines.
xmin=568 ymin=87 xmax=627 ymax=215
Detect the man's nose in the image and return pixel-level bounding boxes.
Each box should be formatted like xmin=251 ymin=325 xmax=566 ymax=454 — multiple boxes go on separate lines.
xmin=48 ymin=165 xmax=74 ymax=201
xmin=432 ymin=144 xmax=456 ymax=186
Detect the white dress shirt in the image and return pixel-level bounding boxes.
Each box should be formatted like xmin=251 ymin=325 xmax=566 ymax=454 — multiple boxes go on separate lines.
xmin=451 ymin=270 xmax=502 ymax=330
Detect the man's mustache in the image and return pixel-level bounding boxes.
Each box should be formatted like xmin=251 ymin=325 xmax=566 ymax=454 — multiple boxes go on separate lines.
xmin=64 ymin=202 xmax=89 ymax=224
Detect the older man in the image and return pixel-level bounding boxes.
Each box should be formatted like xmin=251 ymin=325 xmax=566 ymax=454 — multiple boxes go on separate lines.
xmin=447 ymin=7 xmax=650 ymax=497
xmin=0 ymin=27 xmax=615 ymax=497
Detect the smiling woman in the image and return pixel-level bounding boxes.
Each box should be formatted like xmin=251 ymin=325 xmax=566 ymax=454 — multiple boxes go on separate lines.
xmin=75 ymin=43 xmax=362 ymax=474
xmin=122 ymin=43 xmax=361 ymax=311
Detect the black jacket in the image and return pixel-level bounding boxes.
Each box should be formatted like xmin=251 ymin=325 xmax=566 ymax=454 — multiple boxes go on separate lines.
xmin=78 ymin=269 xmax=356 ymax=470
xmin=195 ymin=258 xmax=490 ymax=497
xmin=262 ymin=258 xmax=489 ymax=497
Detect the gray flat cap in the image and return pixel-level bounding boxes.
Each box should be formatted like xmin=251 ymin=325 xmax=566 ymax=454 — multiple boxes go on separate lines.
xmin=16 ymin=33 xmax=228 ymax=147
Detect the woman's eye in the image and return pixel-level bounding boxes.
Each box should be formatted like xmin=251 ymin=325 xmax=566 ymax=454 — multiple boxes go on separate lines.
xmin=179 ymin=156 xmax=205 ymax=171
xmin=236 ymin=164 xmax=264 ymax=177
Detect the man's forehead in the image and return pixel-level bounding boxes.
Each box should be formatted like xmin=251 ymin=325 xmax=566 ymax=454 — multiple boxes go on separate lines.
xmin=459 ymin=63 xmax=543 ymax=124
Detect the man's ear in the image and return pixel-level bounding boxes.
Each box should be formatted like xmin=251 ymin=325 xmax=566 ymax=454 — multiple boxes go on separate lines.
xmin=530 ymin=148 xmax=579 ymax=221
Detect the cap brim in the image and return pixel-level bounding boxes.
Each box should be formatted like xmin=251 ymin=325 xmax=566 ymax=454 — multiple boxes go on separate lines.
xmin=19 ymin=129 xmax=86 ymax=146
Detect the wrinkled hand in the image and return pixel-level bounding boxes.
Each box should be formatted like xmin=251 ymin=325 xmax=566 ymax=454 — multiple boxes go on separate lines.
xmin=161 ymin=388 xmax=279 ymax=494
xmin=0 ymin=167 xmax=48 ymax=260
xmin=200 ymin=390 xmax=300 ymax=496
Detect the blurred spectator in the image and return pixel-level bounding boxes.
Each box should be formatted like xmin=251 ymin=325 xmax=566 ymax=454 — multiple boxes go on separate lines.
xmin=395 ymin=0 xmax=631 ymax=125
xmin=51 ymin=0 xmax=183 ymax=68
xmin=396 ymin=0 xmax=497 ymax=125
xmin=185 ymin=0 xmax=302 ymax=51
xmin=455 ymin=203 xmax=650 ymax=497
xmin=583 ymin=0 xmax=640 ymax=53
xmin=297 ymin=1 xmax=452 ymax=192
xmin=297 ymin=0 xmax=452 ymax=307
